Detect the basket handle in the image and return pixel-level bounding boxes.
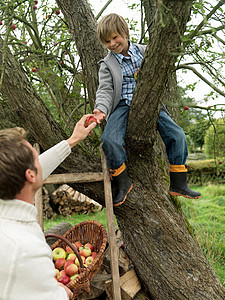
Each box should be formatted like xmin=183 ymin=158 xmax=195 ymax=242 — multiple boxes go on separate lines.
xmin=45 ymin=233 xmax=84 ymax=269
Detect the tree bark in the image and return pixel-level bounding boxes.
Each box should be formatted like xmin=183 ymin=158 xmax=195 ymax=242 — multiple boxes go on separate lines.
xmin=0 ymin=0 xmax=225 ymax=298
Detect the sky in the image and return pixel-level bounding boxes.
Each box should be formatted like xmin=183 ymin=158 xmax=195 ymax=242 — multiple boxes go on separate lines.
xmin=89 ymin=0 xmax=224 ymax=117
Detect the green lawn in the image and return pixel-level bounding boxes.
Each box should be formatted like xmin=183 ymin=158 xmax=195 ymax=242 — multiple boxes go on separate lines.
xmin=180 ymin=184 xmax=225 ymax=286
xmin=44 ymin=184 xmax=225 ymax=286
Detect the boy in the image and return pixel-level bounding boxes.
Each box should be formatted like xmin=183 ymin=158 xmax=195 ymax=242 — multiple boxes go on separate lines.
xmin=93 ymin=13 xmax=201 ymax=206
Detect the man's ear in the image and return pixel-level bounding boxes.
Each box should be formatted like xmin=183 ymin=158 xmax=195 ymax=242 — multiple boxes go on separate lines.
xmin=25 ymin=169 xmax=36 ymax=183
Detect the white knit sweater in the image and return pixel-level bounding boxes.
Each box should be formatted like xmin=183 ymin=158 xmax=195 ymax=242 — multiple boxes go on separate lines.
xmin=0 ymin=141 xmax=71 ymax=300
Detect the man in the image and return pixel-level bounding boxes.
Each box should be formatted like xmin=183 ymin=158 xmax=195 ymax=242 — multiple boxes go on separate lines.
xmin=0 ymin=115 xmax=97 ymax=300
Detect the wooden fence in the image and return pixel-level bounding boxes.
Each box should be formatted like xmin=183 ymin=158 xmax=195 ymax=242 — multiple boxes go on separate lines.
xmin=187 ymin=170 xmax=225 ymax=186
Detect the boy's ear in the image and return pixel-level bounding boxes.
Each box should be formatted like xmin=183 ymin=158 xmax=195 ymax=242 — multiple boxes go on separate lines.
xmin=25 ymin=169 xmax=36 ymax=183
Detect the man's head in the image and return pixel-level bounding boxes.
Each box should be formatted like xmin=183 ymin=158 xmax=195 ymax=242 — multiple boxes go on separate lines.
xmin=0 ymin=127 xmax=38 ymax=200
xmin=97 ymin=13 xmax=129 ymax=44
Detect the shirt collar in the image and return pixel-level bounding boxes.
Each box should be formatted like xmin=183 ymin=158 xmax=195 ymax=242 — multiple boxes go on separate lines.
xmin=112 ymin=41 xmax=136 ymax=63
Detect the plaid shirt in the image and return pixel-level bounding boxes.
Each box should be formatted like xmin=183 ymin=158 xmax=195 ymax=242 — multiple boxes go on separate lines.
xmin=112 ymin=42 xmax=143 ymax=106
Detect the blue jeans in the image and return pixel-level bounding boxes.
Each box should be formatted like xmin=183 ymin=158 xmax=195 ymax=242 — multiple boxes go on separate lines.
xmin=101 ymin=101 xmax=188 ymax=169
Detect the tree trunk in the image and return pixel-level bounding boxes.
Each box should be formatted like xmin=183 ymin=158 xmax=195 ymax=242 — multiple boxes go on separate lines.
xmin=0 ymin=0 xmax=225 ymax=298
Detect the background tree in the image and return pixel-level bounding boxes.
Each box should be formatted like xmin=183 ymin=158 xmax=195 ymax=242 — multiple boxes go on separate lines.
xmin=0 ymin=0 xmax=225 ymax=298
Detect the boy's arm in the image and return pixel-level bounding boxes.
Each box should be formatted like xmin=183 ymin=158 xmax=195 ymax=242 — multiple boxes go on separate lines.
xmin=95 ymin=62 xmax=114 ymax=119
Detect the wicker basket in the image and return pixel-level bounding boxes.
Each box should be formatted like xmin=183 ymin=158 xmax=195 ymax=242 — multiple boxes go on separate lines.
xmin=45 ymin=220 xmax=107 ymax=299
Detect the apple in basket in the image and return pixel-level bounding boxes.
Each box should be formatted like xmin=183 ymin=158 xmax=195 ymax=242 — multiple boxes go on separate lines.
xmin=65 ymin=263 xmax=79 ymax=276
xmin=52 ymin=247 xmax=66 ymax=261
xmin=74 ymin=241 xmax=82 ymax=250
xmin=58 ymin=274 xmax=70 ymax=285
xmin=91 ymin=252 xmax=97 ymax=259
xmin=64 ymin=260 xmax=74 ymax=271
xmin=70 ymin=274 xmax=79 ymax=281
xmin=66 ymin=253 xmax=77 ymax=262
xmin=86 ymin=256 xmax=94 ymax=266
xmin=75 ymin=255 xmax=86 ymax=266
xmin=55 ymin=258 xmax=66 ymax=270
xmin=80 ymin=247 xmax=91 ymax=257
xmin=66 ymin=245 xmax=74 ymax=253
xmin=84 ymin=243 xmax=94 ymax=252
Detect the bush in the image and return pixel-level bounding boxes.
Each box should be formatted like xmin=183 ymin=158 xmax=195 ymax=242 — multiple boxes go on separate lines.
xmin=204 ymin=119 xmax=225 ymax=159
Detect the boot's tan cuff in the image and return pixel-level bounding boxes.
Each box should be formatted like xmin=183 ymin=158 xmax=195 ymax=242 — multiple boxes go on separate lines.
xmin=169 ymin=164 xmax=187 ymax=172
xmin=110 ymin=162 xmax=126 ymax=177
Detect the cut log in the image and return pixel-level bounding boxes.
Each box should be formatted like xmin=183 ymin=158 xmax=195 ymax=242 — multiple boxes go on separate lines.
xmin=105 ymin=269 xmax=141 ymax=300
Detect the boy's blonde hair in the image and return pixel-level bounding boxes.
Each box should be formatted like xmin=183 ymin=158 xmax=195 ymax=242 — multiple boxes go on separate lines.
xmin=97 ymin=13 xmax=129 ymax=44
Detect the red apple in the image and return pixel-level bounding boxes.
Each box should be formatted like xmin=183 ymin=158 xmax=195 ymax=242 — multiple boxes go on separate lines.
xmin=57 ymin=270 xmax=66 ymax=279
xmin=55 ymin=258 xmax=66 ymax=270
xmin=66 ymin=253 xmax=77 ymax=262
xmin=32 ymin=5 xmax=37 ymax=10
xmin=34 ymin=0 xmax=38 ymax=4
xmin=58 ymin=274 xmax=70 ymax=285
xmin=55 ymin=10 xmax=60 ymax=15
xmin=184 ymin=106 xmax=189 ymax=111
xmin=23 ymin=41 xmax=27 ymax=44
xmin=74 ymin=241 xmax=82 ymax=250
xmin=64 ymin=51 xmax=68 ymax=55
xmin=219 ymin=160 xmax=223 ymax=164
xmin=0 ymin=21 xmax=3 ymax=25
xmin=52 ymin=247 xmax=66 ymax=261
xmin=60 ymin=60 xmax=63 ymax=64
xmin=11 ymin=24 xmax=16 ymax=30
xmin=31 ymin=67 xmax=37 ymax=73
xmin=64 ymin=260 xmax=74 ymax=271
xmin=120 ymin=242 xmax=124 ymax=249
xmin=66 ymin=245 xmax=74 ymax=253
xmin=65 ymin=263 xmax=78 ymax=276
xmin=86 ymin=256 xmax=94 ymax=266
xmin=91 ymin=252 xmax=97 ymax=259
xmin=85 ymin=116 xmax=97 ymax=128
xmin=84 ymin=243 xmax=94 ymax=252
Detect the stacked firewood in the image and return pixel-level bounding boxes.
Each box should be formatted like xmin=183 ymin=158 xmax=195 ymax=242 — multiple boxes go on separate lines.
xmin=45 ymin=184 xmax=102 ymax=217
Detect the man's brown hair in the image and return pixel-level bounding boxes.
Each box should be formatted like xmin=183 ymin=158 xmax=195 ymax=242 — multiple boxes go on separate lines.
xmin=97 ymin=13 xmax=129 ymax=44
xmin=0 ymin=127 xmax=37 ymax=200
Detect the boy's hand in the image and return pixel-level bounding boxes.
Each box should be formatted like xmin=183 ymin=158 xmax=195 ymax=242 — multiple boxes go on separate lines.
xmin=93 ymin=109 xmax=106 ymax=123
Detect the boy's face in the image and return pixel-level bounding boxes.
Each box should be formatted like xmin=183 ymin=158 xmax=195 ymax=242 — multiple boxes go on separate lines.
xmin=105 ymin=33 xmax=129 ymax=56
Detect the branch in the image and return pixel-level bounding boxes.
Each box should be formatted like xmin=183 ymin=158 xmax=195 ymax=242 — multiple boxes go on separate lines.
xmin=184 ymin=0 xmax=225 ymax=42
xmin=176 ymin=64 xmax=225 ymax=97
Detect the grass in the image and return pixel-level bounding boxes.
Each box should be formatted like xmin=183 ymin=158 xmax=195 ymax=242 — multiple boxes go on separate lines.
xmin=180 ymin=184 xmax=225 ymax=286
xmin=44 ymin=184 xmax=225 ymax=286
xmin=44 ymin=208 xmax=108 ymax=232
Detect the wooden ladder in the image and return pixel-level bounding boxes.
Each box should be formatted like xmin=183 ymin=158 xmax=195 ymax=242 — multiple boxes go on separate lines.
xmin=35 ymin=144 xmax=121 ymax=300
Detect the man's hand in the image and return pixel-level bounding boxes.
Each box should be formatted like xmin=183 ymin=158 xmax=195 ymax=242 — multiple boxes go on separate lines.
xmin=67 ymin=114 xmax=97 ymax=148
xmin=93 ymin=109 xmax=106 ymax=123
xmin=58 ymin=282 xmax=73 ymax=299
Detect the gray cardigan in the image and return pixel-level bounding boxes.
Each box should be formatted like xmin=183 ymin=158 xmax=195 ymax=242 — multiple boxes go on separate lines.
xmin=95 ymin=43 xmax=146 ymax=120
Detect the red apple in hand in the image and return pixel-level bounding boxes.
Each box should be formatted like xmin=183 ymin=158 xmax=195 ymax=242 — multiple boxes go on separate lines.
xmin=85 ymin=116 xmax=97 ymax=128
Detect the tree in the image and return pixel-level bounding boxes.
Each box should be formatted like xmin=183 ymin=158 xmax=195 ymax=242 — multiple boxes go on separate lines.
xmin=0 ymin=0 xmax=225 ymax=298
xmin=204 ymin=118 xmax=225 ymax=159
